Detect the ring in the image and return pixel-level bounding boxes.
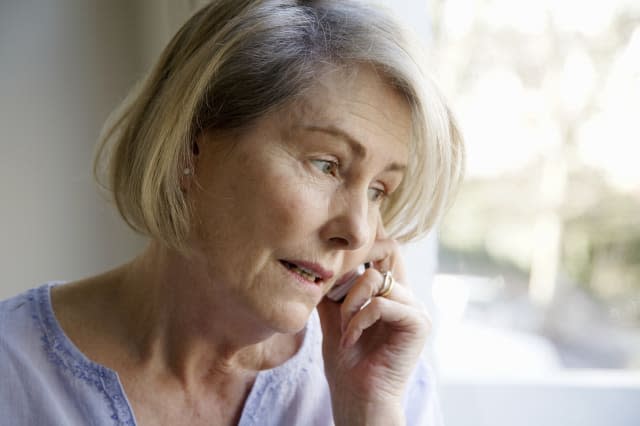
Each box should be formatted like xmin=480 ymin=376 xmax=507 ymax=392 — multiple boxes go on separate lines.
xmin=377 ymin=271 xmax=395 ymax=298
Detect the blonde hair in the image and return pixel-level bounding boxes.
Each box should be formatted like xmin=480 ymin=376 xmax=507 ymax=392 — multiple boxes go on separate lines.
xmin=95 ymin=0 xmax=464 ymax=252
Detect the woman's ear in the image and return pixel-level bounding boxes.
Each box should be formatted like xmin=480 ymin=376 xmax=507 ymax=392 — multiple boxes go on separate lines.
xmin=180 ymin=141 xmax=200 ymax=192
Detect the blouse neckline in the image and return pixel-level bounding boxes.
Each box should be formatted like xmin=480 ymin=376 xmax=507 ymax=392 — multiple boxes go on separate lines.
xmin=32 ymin=281 xmax=318 ymax=425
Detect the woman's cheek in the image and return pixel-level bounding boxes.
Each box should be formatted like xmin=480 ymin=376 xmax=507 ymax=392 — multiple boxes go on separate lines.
xmin=262 ymin=176 xmax=326 ymax=236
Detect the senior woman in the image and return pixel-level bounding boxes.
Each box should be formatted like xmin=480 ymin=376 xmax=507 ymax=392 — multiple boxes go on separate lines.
xmin=0 ymin=0 xmax=463 ymax=425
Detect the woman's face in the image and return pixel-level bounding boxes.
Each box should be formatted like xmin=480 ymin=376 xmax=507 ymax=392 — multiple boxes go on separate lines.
xmin=190 ymin=66 xmax=411 ymax=333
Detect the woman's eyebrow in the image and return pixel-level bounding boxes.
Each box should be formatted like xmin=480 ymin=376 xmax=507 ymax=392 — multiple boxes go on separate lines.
xmin=300 ymin=124 xmax=407 ymax=173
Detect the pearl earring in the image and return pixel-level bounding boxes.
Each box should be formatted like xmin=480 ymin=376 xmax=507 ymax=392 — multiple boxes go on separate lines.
xmin=183 ymin=168 xmax=192 ymax=175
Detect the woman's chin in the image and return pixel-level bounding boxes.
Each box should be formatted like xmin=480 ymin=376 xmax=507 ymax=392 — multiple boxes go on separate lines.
xmin=265 ymin=300 xmax=316 ymax=334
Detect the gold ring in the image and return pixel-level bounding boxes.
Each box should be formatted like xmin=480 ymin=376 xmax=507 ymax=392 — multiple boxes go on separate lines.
xmin=377 ymin=271 xmax=395 ymax=298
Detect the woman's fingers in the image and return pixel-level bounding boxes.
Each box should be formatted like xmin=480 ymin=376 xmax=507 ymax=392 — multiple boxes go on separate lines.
xmin=340 ymin=296 xmax=431 ymax=349
xmin=339 ymin=268 xmax=416 ymax=333
xmin=366 ymin=238 xmax=395 ymax=270
xmin=316 ymin=296 xmax=344 ymax=349
xmin=366 ymin=238 xmax=407 ymax=283
xmin=335 ymin=216 xmax=428 ymax=347
xmin=339 ymin=268 xmax=377 ymax=332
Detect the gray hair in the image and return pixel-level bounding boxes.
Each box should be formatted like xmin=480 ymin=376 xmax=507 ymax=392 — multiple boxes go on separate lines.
xmin=95 ymin=0 xmax=465 ymax=251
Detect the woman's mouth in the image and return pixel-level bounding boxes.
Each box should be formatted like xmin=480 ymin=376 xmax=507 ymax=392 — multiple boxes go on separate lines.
xmin=280 ymin=260 xmax=321 ymax=283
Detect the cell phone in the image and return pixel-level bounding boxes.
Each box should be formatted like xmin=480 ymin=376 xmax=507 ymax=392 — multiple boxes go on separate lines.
xmin=325 ymin=262 xmax=371 ymax=302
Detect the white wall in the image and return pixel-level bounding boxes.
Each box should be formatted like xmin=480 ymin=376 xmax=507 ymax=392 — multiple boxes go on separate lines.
xmin=0 ymin=0 xmax=148 ymax=298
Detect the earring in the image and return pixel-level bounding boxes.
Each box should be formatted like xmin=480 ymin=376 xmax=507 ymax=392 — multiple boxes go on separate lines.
xmin=183 ymin=168 xmax=192 ymax=175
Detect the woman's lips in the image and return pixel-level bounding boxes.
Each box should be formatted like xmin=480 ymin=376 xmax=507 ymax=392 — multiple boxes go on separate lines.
xmin=279 ymin=259 xmax=334 ymax=283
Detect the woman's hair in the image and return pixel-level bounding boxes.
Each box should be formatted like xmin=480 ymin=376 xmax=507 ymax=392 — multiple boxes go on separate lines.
xmin=95 ymin=0 xmax=464 ymax=252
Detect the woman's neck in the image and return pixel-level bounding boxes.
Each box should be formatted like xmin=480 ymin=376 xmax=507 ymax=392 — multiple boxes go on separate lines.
xmin=53 ymin=241 xmax=303 ymax=390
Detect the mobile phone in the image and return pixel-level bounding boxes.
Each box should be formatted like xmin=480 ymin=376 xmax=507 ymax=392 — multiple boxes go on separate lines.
xmin=325 ymin=262 xmax=371 ymax=302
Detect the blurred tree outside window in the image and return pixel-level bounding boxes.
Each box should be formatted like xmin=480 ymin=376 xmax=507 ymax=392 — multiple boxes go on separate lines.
xmin=428 ymin=0 xmax=640 ymax=371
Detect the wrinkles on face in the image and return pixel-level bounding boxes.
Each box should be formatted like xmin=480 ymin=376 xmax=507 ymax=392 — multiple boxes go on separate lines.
xmin=186 ymin=65 xmax=411 ymax=333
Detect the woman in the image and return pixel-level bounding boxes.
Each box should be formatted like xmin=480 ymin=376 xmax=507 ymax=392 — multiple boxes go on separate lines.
xmin=0 ymin=1 xmax=463 ymax=425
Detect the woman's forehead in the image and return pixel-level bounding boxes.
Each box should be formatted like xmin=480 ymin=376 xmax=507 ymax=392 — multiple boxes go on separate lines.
xmin=283 ymin=66 xmax=413 ymax=148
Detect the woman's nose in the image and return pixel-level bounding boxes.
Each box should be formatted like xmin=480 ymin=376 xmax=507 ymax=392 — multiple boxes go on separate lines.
xmin=321 ymin=191 xmax=371 ymax=250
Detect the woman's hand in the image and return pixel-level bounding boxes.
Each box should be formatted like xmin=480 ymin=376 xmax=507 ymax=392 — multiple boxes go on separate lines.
xmin=316 ymin=227 xmax=431 ymax=426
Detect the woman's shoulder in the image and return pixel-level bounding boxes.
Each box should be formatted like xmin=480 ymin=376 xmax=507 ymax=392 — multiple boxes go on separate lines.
xmin=0 ymin=284 xmax=64 ymax=416
xmin=0 ymin=282 xmax=77 ymax=380
xmin=0 ymin=282 xmax=136 ymax=425
xmin=0 ymin=283 xmax=56 ymax=349
xmin=0 ymin=280 xmax=99 ymax=369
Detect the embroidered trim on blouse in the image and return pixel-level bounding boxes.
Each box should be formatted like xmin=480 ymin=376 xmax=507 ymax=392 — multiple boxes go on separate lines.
xmin=30 ymin=283 xmax=135 ymax=426
xmin=237 ymin=310 xmax=321 ymax=425
xmin=29 ymin=282 xmax=321 ymax=426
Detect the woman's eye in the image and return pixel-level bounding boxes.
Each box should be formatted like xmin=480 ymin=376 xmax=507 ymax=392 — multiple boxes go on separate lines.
xmin=311 ymin=159 xmax=339 ymax=176
xmin=368 ymin=187 xmax=388 ymax=203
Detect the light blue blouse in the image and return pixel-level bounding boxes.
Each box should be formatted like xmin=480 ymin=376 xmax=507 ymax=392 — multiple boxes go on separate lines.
xmin=0 ymin=283 xmax=443 ymax=425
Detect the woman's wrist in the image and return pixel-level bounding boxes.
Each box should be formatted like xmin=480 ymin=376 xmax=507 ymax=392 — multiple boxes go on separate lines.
xmin=331 ymin=397 xmax=406 ymax=426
